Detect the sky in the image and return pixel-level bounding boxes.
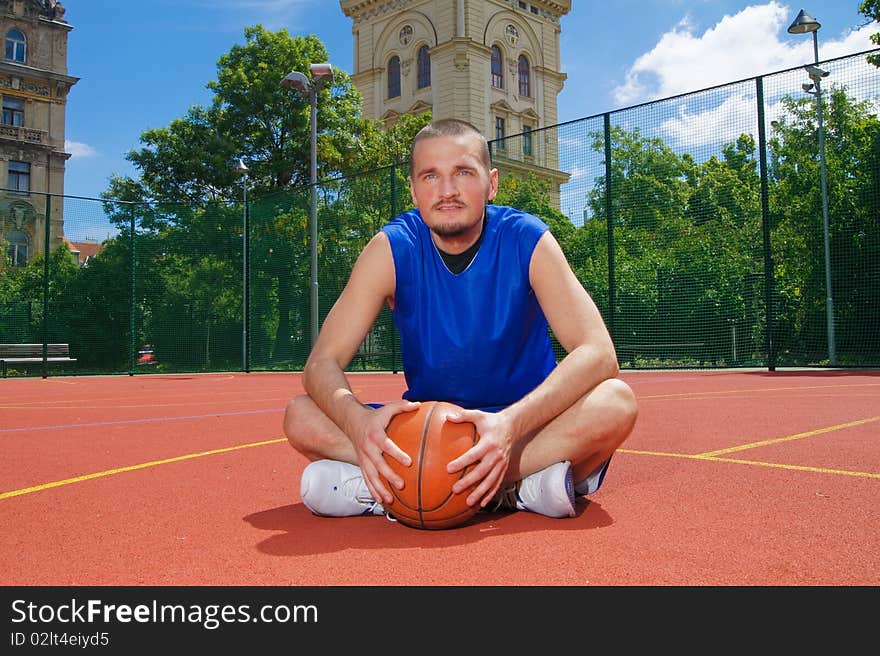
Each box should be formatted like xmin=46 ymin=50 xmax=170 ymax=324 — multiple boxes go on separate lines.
xmin=61 ymin=0 xmax=876 ymax=202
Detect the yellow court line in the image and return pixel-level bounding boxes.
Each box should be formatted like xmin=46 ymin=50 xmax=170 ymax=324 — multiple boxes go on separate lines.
xmin=698 ymin=416 xmax=880 ymax=457
xmin=0 ymin=437 xmax=287 ymax=501
xmin=620 ymin=448 xmax=707 ymax=460
xmin=6 ymin=418 xmax=878 ymax=501
xmin=0 ymin=400 xmax=286 ymax=412
xmin=0 ymin=391 xmax=291 ymax=410
xmin=618 ymin=448 xmax=880 ymax=479
xmin=697 ymin=456 xmax=880 ymax=479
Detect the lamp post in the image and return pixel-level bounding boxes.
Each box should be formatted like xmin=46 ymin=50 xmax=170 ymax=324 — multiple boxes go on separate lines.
xmin=788 ymin=9 xmax=836 ymax=366
xmin=232 ymin=157 xmax=250 ymax=371
xmin=280 ymin=62 xmax=334 ymax=350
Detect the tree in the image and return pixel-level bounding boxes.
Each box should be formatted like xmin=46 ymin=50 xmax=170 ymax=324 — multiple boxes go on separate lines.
xmin=98 ymin=26 xmax=410 ymax=368
xmin=769 ymin=85 xmax=880 ymax=363
xmin=587 ymin=126 xmax=692 ymax=232
xmin=583 ymin=126 xmax=693 ymax=354
xmin=577 ymin=124 xmax=769 ymax=365
xmin=859 ymin=1 xmax=880 ymax=67
xmin=0 ymin=243 xmax=81 ymax=349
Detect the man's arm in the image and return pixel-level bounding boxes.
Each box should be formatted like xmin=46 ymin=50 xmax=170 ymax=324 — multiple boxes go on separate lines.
xmin=302 ymin=231 xmax=416 ymax=503
xmin=503 ymin=229 xmax=619 ymax=440
xmin=302 ymin=232 xmax=392 ymax=428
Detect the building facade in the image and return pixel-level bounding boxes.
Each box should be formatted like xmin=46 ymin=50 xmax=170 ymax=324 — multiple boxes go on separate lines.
xmin=0 ymin=0 xmax=76 ymax=270
xmin=340 ymin=0 xmax=571 ymax=205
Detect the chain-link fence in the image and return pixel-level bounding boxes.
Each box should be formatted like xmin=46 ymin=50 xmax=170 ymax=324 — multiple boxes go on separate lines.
xmin=1 ymin=49 xmax=878 ymax=377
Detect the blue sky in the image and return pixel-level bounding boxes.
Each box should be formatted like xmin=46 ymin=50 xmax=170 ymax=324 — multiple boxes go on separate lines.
xmin=63 ymin=0 xmax=875 ymax=201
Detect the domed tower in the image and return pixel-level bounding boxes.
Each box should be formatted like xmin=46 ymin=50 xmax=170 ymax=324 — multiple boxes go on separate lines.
xmin=340 ymin=0 xmax=571 ymax=206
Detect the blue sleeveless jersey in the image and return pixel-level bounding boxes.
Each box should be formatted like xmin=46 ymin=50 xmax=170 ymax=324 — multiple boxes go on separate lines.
xmin=380 ymin=204 xmax=557 ymax=411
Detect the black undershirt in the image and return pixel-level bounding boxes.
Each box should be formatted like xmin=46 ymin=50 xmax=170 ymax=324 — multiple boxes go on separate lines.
xmin=436 ymin=217 xmax=486 ymax=275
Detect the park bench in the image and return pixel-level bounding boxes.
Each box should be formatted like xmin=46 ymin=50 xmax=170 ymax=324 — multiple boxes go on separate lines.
xmin=0 ymin=343 xmax=77 ymax=377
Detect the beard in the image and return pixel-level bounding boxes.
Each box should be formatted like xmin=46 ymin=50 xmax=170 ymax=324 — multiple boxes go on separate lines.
xmin=431 ymin=221 xmax=472 ymax=238
xmin=428 ymin=202 xmax=484 ymax=238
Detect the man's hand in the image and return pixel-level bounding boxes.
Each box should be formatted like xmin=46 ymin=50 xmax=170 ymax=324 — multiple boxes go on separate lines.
xmin=351 ymin=400 xmax=421 ymax=505
xmin=445 ymin=408 xmax=515 ymax=508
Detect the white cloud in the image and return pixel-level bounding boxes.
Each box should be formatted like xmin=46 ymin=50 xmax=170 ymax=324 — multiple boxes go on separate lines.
xmin=612 ymin=1 xmax=876 ymax=107
xmin=654 ymin=91 xmax=785 ymax=151
xmin=65 ymin=140 xmax=97 ymax=158
xmin=658 ymin=94 xmax=755 ymax=149
xmin=829 ymin=25 xmax=878 ymax=58
xmin=565 ymin=163 xmax=592 ymax=183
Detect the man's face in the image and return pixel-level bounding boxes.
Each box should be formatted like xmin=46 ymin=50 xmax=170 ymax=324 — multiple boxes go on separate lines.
xmin=408 ymin=133 xmax=498 ymax=240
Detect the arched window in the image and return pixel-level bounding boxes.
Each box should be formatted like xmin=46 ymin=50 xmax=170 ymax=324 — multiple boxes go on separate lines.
xmin=5 ymin=29 xmax=25 ymax=63
xmin=417 ymin=45 xmax=431 ymax=89
xmin=518 ymin=55 xmax=530 ymax=97
xmin=387 ymin=55 xmax=401 ymax=98
xmin=6 ymin=230 xmax=28 ymax=267
xmin=491 ymin=45 xmax=503 ymax=89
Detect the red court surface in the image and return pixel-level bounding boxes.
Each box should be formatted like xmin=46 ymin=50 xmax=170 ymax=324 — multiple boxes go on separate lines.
xmin=1 ymin=369 xmax=878 ymax=586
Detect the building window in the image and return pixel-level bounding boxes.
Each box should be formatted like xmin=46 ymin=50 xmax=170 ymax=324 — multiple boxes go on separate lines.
xmin=5 ymin=29 xmax=25 ymax=63
xmin=8 ymin=161 xmax=30 ymax=193
xmin=387 ymin=55 xmax=401 ymax=98
xmin=6 ymin=229 xmax=28 ymax=267
xmin=495 ymin=117 xmax=506 ymax=149
xmin=522 ymin=125 xmax=533 ymax=157
xmin=518 ymin=55 xmax=531 ymax=97
xmin=491 ymin=46 xmax=503 ymax=89
xmin=417 ymin=45 xmax=431 ymax=89
xmin=2 ymin=96 xmax=24 ymax=126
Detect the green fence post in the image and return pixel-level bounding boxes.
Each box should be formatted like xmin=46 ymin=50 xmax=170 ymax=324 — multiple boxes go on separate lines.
xmin=129 ymin=210 xmax=136 ymax=375
xmin=603 ymin=113 xmax=616 ymax=339
xmin=243 ymin=189 xmax=250 ymax=372
xmin=390 ymin=163 xmax=398 ymax=217
xmin=756 ymin=77 xmax=776 ymax=371
xmin=41 ymin=192 xmax=51 ymax=378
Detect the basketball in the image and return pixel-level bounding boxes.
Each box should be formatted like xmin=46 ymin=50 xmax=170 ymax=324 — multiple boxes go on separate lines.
xmin=382 ymin=401 xmax=479 ymax=530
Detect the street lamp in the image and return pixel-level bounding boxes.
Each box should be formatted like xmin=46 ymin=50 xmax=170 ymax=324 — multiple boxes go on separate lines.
xmin=280 ymin=62 xmax=334 ymax=349
xmin=788 ymin=9 xmax=836 ymax=366
xmin=232 ymin=157 xmax=250 ymax=371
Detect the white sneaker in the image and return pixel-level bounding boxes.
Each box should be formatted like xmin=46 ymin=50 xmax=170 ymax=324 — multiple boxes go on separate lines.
xmin=299 ymin=460 xmax=386 ymax=517
xmin=574 ymin=457 xmax=612 ymax=495
xmin=491 ymin=461 xmax=576 ymax=518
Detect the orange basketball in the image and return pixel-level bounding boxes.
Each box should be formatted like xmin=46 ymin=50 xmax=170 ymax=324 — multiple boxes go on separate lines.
xmin=382 ymin=401 xmax=479 ymax=530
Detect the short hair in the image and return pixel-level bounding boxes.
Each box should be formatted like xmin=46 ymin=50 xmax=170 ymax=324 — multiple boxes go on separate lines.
xmin=409 ymin=118 xmax=492 ymax=175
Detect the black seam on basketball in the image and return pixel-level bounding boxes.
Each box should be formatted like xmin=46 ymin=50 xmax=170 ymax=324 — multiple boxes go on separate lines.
xmin=421 ymin=418 xmax=478 ymax=513
xmin=416 ymin=402 xmax=438 ymax=528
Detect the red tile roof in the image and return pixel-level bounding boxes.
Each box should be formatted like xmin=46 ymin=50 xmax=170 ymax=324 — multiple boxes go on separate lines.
xmin=64 ymin=238 xmax=103 ymax=266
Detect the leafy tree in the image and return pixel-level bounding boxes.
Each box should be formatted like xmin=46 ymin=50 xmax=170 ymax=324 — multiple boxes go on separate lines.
xmin=769 ymin=85 xmax=880 ymax=363
xmin=64 ymin=235 xmax=137 ymax=370
xmin=587 ymin=126 xmax=692 ymax=232
xmin=859 ymin=1 xmax=880 ymax=67
xmin=583 ymin=126 xmax=693 ymax=351
xmin=97 ymin=26 xmax=413 ymax=367
xmin=576 ymin=124 xmax=771 ymax=364
xmin=0 ymin=243 xmax=80 ymax=348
